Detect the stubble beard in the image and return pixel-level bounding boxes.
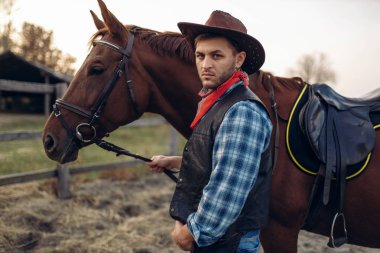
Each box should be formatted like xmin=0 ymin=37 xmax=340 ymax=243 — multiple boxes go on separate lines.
xmin=202 ymin=65 xmax=235 ymax=90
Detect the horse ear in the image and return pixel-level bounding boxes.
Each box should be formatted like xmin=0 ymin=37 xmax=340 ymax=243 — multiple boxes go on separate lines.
xmin=97 ymin=0 xmax=126 ymax=38
xmin=90 ymin=10 xmax=105 ymax=30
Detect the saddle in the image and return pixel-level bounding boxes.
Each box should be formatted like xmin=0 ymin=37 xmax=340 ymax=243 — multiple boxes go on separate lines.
xmin=299 ymin=83 xmax=380 ymax=248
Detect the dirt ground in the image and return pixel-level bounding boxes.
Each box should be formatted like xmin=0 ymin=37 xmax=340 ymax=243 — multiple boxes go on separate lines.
xmin=0 ymin=173 xmax=379 ymax=253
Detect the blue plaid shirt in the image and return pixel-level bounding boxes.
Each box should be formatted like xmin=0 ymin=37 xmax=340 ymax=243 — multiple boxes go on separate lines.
xmin=187 ymin=83 xmax=272 ymax=247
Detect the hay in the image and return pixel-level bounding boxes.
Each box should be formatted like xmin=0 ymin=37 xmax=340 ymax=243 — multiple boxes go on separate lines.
xmin=0 ymin=175 xmax=378 ymax=252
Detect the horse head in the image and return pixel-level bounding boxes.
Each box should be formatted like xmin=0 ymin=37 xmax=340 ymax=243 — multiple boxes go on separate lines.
xmin=42 ymin=0 xmax=200 ymax=163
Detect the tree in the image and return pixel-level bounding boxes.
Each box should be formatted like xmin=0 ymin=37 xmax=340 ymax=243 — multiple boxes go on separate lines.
xmin=0 ymin=0 xmax=76 ymax=76
xmin=287 ymin=52 xmax=336 ymax=85
xmin=0 ymin=0 xmax=16 ymax=52
xmin=17 ymin=22 xmax=76 ymax=75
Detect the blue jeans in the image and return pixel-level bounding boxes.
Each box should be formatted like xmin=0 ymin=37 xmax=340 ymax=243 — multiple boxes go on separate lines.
xmin=236 ymin=230 xmax=260 ymax=253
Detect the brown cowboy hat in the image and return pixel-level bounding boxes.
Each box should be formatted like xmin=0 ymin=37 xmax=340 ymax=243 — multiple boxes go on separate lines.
xmin=178 ymin=10 xmax=265 ymax=74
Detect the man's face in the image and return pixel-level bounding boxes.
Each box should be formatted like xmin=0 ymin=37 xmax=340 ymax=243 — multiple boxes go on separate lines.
xmin=195 ymin=37 xmax=245 ymax=89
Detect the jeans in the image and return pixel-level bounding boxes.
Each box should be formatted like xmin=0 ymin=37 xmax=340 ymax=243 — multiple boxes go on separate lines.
xmin=236 ymin=230 xmax=260 ymax=253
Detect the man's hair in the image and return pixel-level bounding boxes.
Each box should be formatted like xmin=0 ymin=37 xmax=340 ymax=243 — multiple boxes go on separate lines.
xmin=194 ymin=33 xmax=241 ymax=53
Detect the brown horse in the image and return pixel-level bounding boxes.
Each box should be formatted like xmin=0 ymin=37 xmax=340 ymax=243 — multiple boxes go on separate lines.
xmin=42 ymin=1 xmax=380 ymax=252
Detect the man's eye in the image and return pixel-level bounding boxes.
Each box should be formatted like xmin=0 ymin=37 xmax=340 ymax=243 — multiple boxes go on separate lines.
xmin=196 ymin=54 xmax=204 ymax=60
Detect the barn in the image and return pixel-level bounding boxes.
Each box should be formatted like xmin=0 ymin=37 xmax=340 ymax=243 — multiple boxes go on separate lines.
xmin=0 ymin=51 xmax=72 ymax=116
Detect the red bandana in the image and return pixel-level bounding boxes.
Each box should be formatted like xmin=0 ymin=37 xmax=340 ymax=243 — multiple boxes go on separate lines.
xmin=190 ymin=71 xmax=249 ymax=129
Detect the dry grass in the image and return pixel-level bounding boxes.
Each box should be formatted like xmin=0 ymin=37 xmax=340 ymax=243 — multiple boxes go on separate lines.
xmin=0 ymin=174 xmax=182 ymax=253
xmin=0 ymin=176 xmax=380 ymax=253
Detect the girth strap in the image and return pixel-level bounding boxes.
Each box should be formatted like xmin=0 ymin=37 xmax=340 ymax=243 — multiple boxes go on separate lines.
xmin=323 ymin=106 xmax=336 ymax=205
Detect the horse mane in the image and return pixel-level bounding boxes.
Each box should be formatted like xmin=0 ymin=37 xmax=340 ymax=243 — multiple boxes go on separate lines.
xmin=89 ymin=25 xmax=195 ymax=64
xmin=89 ymin=26 xmax=305 ymax=91
xmin=253 ymin=70 xmax=305 ymax=92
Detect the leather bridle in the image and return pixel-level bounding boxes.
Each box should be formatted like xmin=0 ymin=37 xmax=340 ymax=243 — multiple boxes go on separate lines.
xmin=51 ymin=31 xmax=178 ymax=183
xmin=53 ymin=32 xmax=138 ymax=144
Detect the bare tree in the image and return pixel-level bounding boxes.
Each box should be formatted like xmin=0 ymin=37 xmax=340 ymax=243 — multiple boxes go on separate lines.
xmin=287 ymin=52 xmax=337 ymax=85
xmin=0 ymin=0 xmax=16 ymax=52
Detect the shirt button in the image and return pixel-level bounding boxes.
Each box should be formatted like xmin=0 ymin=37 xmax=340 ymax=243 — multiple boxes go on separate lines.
xmin=179 ymin=178 xmax=183 ymax=182
xmin=170 ymin=208 xmax=174 ymax=212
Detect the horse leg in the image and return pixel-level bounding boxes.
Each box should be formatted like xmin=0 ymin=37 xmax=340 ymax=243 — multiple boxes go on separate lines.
xmin=260 ymin=156 xmax=312 ymax=253
xmin=261 ymin=219 xmax=299 ymax=253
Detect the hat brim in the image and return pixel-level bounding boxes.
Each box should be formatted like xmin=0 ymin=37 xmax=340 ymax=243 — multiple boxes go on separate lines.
xmin=178 ymin=22 xmax=265 ymax=74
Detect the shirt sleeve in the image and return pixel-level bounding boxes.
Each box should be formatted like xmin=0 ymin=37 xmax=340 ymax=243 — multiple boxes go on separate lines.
xmin=186 ymin=100 xmax=272 ymax=247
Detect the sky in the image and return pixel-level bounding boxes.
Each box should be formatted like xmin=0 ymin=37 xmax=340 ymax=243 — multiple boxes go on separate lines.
xmin=2 ymin=0 xmax=380 ymax=97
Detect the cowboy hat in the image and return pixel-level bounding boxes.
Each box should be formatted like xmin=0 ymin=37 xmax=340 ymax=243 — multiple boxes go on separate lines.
xmin=178 ymin=10 xmax=265 ymax=74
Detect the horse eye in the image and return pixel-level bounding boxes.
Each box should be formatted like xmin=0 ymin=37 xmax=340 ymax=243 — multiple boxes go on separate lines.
xmin=88 ymin=67 xmax=104 ymax=76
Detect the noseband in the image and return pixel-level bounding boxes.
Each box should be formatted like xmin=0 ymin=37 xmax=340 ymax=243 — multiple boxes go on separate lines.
xmin=53 ymin=32 xmax=138 ymax=143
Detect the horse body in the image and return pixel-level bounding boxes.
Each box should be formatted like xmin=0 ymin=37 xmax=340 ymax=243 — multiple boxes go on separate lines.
xmin=42 ymin=1 xmax=380 ymax=252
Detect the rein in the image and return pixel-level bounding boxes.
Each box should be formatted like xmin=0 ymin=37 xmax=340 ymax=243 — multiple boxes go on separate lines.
xmin=268 ymin=83 xmax=280 ymax=173
xmin=52 ymin=32 xmax=178 ymax=183
xmin=95 ymin=139 xmax=178 ymax=183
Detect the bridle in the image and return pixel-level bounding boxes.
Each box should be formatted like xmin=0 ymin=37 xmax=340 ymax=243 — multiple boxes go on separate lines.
xmin=53 ymin=32 xmax=138 ymax=144
xmin=51 ymin=32 xmax=179 ymax=183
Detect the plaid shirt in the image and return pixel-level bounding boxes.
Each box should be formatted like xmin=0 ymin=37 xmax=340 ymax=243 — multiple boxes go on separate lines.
xmin=187 ymin=84 xmax=272 ymax=247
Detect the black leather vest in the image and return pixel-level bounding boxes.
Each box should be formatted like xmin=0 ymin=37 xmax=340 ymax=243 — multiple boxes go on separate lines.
xmin=170 ymin=85 xmax=273 ymax=249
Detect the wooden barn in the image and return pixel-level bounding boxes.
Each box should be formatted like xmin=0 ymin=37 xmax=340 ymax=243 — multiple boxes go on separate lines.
xmin=0 ymin=51 xmax=72 ymax=116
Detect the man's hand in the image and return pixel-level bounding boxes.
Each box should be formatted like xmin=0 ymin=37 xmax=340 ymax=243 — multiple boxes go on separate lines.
xmin=172 ymin=221 xmax=194 ymax=251
xmin=146 ymin=155 xmax=182 ymax=173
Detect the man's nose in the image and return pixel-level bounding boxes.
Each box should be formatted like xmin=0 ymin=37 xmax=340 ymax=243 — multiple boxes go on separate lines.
xmin=201 ymin=56 xmax=213 ymax=69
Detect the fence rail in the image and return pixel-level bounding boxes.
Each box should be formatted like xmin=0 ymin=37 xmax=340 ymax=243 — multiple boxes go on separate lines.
xmin=0 ymin=79 xmax=57 ymax=93
xmin=0 ymin=117 xmax=179 ymax=198
xmin=0 ymin=131 xmax=41 ymax=141
xmin=0 ymin=160 xmax=140 ymax=186
xmin=0 ymin=117 xmax=167 ymax=142
xmin=0 ymin=79 xmax=67 ymax=116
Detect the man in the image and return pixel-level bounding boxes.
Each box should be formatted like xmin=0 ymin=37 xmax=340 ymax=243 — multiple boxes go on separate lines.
xmin=147 ymin=10 xmax=272 ymax=252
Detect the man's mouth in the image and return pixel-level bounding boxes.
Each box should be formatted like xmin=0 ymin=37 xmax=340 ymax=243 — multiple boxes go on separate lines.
xmin=202 ymin=73 xmax=214 ymax=78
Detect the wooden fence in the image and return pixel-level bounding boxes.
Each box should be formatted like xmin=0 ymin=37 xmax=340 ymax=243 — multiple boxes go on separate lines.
xmin=0 ymin=79 xmax=67 ymax=116
xmin=0 ymin=117 xmax=179 ymax=198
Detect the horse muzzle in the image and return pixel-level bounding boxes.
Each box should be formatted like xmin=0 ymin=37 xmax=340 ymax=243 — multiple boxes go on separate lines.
xmin=43 ymin=132 xmax=80 ymax=163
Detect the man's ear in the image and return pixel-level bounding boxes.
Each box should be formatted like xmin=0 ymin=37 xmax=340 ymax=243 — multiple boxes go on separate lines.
xmin=236 ymin=51 xmax=246 ymax=69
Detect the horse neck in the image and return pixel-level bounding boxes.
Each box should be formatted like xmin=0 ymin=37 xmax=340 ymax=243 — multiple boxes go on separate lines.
xmin=139 ymin=47 xmax=201 ymax=138
xmin=249 ymin=71 xmax=305 ymax=123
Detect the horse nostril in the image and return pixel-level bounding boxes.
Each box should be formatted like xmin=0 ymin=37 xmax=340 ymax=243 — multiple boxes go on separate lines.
xmin=44 ymin=133 xmax=56 ymax=153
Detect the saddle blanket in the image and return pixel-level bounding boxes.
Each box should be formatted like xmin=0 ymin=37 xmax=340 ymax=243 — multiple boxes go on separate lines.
xmin=286 ymin=85 xmax=380 ymax=180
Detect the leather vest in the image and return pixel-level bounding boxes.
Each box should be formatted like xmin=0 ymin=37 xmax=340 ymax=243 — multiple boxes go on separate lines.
xmin=170 ymin=85 xmax=273 ymax=251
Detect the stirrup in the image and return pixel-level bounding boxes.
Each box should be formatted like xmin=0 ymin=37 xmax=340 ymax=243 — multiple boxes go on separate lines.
xmin=327 ymin=212 xmax=348 ymax=248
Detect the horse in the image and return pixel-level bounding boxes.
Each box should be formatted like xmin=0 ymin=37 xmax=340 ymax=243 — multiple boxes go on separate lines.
xmin=42 ymin=0 xmax=380 ymax=252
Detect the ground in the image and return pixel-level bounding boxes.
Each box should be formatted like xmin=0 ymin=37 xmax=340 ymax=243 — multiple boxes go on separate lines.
xmin=0 ymin=173 xmax=379 ymax=253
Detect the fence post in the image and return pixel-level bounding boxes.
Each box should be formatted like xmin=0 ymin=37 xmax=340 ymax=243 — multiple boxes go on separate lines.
xmin=56 ymin=163 xmax=72 ymax=199
xmin=44 ymin=93 xmax=51 ymax=117
xmin=55 ymin=83 xmax=68 ymax=99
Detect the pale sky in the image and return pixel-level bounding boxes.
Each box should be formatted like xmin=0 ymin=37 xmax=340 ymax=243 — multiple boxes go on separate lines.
xmin=2 ymin=0 xmax=380 ymax=96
